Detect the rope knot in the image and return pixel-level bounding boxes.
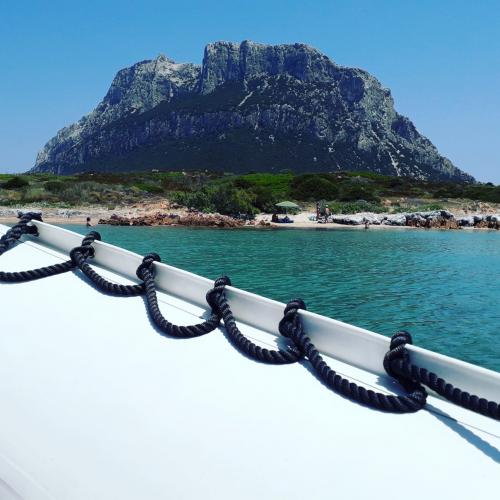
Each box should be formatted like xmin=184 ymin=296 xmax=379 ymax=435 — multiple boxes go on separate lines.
xmin=206 ymin=275 xmax=231 ymax=315
xmin=81 ymin=231 xmax=101 ymax=246
xmin=383 ymin=330 xmax=413 ymax=380
xmin=16 ymin=212 xmax=42 ymax=236
xmin=279 ymin=298 xmax=306 ymax=338
xmin=136 ymin=252 xmax=161 ymax=280
xmin=390 ymin=330 xmax=412 ymax=349
xmin=70 ymin=245 xmax=94 ymax=263
xmin=69 ymin=231 xmax=101 ymax=264
xmin=17 ymin=211 xmax=42 ymax=223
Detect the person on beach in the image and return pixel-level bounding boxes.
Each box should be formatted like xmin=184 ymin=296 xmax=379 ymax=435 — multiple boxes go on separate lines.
xmin=86 ymin=217 xmax=92 ymax=227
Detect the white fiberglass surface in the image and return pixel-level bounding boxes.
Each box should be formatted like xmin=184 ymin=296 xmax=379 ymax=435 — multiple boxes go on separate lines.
xmin=0 ymin=224 xmax=499 ymax=499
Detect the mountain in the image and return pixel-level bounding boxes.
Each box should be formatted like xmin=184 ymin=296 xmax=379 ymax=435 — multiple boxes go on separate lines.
xmin=32 ymin=41 xmax=473 ymax=182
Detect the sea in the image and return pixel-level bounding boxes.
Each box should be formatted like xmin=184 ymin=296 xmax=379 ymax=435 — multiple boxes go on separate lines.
xmin=61 ymin=224 xmax=500 ymax=372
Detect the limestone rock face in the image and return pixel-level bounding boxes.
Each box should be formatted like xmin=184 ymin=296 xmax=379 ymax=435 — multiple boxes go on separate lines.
xmin=32 ymin=41 xmax=473 ymax=182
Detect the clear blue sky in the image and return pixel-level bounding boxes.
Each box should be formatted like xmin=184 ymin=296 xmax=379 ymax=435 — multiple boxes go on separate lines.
xmin=1 ymin=0 xmax=499 ymax=182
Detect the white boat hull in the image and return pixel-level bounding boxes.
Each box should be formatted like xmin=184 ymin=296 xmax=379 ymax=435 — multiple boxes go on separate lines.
xmin=0 ymin=222 xmax=498 ymax=499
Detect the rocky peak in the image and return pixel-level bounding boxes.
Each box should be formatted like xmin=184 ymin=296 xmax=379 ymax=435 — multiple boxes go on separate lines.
xmin=101 ymin=56 xmax=200 ymax=114
xmin=33 ymin=41 xmax=473 ymax=182
xmin=199 ymin=40 xmax=339 ymax=93
xmin=35 ymin=55 xmax=200 ymax=167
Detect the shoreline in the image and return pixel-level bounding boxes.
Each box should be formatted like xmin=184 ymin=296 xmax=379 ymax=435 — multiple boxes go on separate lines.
xmin=1 ymin=205 xmax=499 ymax=231
xmin=0 ymin=216 xmax=498 ymax=232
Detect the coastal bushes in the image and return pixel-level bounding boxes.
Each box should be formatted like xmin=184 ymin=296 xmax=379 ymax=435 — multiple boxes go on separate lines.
xmin=133 ymin=182 xmax=164 ymax=194
xmin=1 ymin=176 xmax=29 ymax=189
xmin=291 ymin=173 xmax=381 ymax=203
xmin=44 ymin=181 xmax=65 ymax=193
xmin=291 ymin=174 xmax=338 ymax=200
xmin=463 ymin=184 xmax=500 ymax=203
xmin=0 ymin=170 xmax=499 ymax=215
xmin=338 ymin=183 xmax=379 ymax=202
xmin=171 ymin=184 xmax=257 ymax=216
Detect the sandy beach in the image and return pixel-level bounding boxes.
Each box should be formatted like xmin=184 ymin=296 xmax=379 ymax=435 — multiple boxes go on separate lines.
xmin=1 ymin=203 xmax=499 ymax=231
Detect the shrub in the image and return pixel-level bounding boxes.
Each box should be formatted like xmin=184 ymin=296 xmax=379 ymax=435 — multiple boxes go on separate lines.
xmin=134 ymin=182 xmax=164 ymax=194
xmin=463 ymin=185 xmax=500 ymax=203
xmin=44 ymin=181 xmax=65 ymax=193
xmin=161 ymin=173 xmax=199 ymax=191
xmin=238 ymin=173 xmax=292 ymax=199
xmin=338 ymin=183 xmax=379 ymax=202
xmin=233 ymin=178 xmax=252 ymax=189
xmin=21 ymin=188 xmax=52 ymax=203
xmin=418 ymin=203 xmax=445 ymax=211
xmin=172 ymin=184 xmax=257 ymax=215
xmin=252 ymin=185 xmax=279 ymax=212
xmin=2 ymin=176 xmax=29 ymax=190
xmin=291 ymin=174 xmax=338 ymax=200
xmin=57 ymin=182 xmax=113 ymax=204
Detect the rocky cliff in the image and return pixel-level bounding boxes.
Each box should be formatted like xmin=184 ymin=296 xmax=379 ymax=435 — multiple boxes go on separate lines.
xmin=32 ymin=41 xmax=473 ymax=181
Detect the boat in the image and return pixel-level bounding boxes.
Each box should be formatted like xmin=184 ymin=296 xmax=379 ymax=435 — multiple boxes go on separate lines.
xmin=0 ymin=215 xmax=499 ymax=499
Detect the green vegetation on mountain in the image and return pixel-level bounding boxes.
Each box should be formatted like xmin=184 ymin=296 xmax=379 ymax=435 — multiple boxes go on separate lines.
xmin=1 ymin=171 xmax=498 ymax=216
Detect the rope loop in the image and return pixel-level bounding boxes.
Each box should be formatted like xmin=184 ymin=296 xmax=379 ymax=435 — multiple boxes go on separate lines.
xmin=139 ymin=258 xmax=221 ymax=338
xmin=279 ymin=301 xmax=427 ymax=413
xmin=0 ymin=212 xmax=75 ymax=282
xmin=0 ymin=212 xmax=42 ymax=255
xmin=212 ymin=284 xmax=302 ymax=364
xmin=136 ymin=252 xmax=161 ymax=280
xmin=69 ymin=231 xmax=144 ymax=296
xmin=384 ymin=331 xmax=499 ymax=420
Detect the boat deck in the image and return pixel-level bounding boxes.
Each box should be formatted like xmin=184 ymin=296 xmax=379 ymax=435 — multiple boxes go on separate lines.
xmin=0 ymin=222 xmax=499 ymax=499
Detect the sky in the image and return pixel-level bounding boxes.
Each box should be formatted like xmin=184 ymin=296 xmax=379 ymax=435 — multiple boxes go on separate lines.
xmin=1 ymin=0 xmax=499 ymax=182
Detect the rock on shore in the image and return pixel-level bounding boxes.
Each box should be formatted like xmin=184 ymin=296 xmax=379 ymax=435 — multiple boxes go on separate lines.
xmin=329 ymin=210 xmax=500 ymax=229
xmin=98 ymin=212 xmax=244 ymax=228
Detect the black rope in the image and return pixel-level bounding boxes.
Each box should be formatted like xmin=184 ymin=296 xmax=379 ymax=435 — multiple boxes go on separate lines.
xmin=384 ymin=332 xmax=500 ymax=420
xmin=0 ymin=260 xmax=75 ymax=283
xmin=209 ymin=276 xmax=302 ymax=364
xmin=279 ymin=300 xmax=428 ymax=413
xmin=0 ymin=228 xmax=109 ymax=283
xmin=0 ymin=212 xmax=77 ymax=283
xmin=137 ymin=253 xmax=222 ymax=338
xmin=70 ymin=231 xmax=144 ymax=296
xmin=0 ymin=212 xmax=42 ymax=256
xmin=2 ymin=212 xmax=499 ymax=420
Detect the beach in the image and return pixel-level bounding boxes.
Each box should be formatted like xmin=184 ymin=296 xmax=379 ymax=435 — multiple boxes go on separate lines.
xmin=1 ymin=202 xmax=499 ymax=231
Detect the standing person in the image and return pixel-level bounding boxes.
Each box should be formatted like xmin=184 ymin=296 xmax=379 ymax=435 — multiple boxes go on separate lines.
xmin=325 ymin=205 xmax=330 ymax=222
xmin=86 ymin=217 xmax=92 ymax=227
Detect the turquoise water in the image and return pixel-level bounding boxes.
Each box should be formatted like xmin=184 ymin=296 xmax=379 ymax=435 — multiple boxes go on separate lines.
xmin=62 ymin=225 xmax=500 ymax=372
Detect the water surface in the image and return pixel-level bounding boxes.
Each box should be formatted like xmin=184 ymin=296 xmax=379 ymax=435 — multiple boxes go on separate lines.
xmin=62 ymin=225 xmax=500 ymax=371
